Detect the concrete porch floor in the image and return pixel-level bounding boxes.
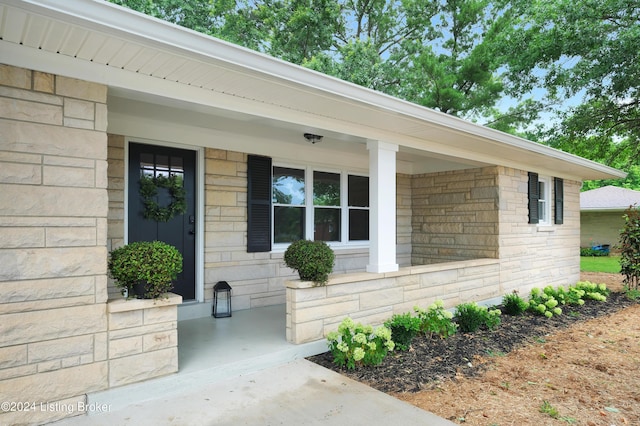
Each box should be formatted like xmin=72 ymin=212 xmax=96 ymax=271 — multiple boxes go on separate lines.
xmin=51 ymin=303 xmax=455 ymax=425
xmin=87 ymin=304 xmax=327 ymax=411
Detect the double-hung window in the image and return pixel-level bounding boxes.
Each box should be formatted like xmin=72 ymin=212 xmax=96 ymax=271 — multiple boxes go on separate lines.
xmin=247 ymin=155 xmax=370 ymax=252
xmin=272 ymin=165 xmax=369 ymax=246
xmin=528 ymin=172 xmax=563 ymax=226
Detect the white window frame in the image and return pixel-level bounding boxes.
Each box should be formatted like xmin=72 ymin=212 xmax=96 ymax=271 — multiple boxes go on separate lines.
xmin=272 ymin=163 xmax=369 ymax=250
xmin=537 ymin=176 xmax=552 ymax=226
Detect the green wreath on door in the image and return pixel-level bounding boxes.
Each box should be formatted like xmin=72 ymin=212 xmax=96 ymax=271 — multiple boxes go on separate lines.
xmin=139 ymin=174 xmax=187 ymax=222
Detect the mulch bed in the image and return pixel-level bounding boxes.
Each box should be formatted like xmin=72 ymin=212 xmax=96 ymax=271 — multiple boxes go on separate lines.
xmin=307 ymin=292 xmax=637 ymax=394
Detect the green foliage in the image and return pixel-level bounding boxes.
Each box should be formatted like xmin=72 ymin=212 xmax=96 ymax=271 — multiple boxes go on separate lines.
xmin=579 ymin=247 xmax=609 ymax=257
xmin=108 ymin=241 xmax=183 ymax=299
xmin=528 ymin=282 xmax=609 ymax=317
xmin=326 ymin=318 xmax=395 ymax=369
xmin=619 ymin=206 xmax=640 ymax=291
xmin=139 ymin=174 xmax=187 ymax=222
xmin=502 ymin=292 xmax=528 ymax=316
xmin=539 ymin=400 xmax=559 ymax=419
xmin=385 ymin=313 xmax=421 ymax=351
xmin=573 ymin=281 xmax=608 ymax=302
xmin=624 ymin=285 xmax=640 ymax=301
xmin=454 ymin=302 xmax=501 ymax=333
xmin=495 ymin=0 xmax=640 ymax=167
xmin=413 ymin=300 xmax=458 ymax=339
xmin=283 ymin=240 xmax=335 ymax=285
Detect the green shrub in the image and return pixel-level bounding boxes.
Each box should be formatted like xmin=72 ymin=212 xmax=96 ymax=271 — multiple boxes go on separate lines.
xmin=454 ymin=302 xmax=501 ymax=333
xmin=327 ymin=318 xmax=395 ymax=369
xmin=108 ymin=241 xmax=183 ymax=299
xmin=385 ymin=313 xmax=421 ymax=351
xmin=620 ymin=206 xmax=640 ymax=291
xmin=284 ymin=240 xmax=335 ymax=285
xmin=502 ymin=292 xmax=528 ymax=316
xmin=528 ymin=287 xmax=563 ymax=318
xmin=413 ymin=300 xmax=457 ymax=339
xmin=573 ymin=281 xmax=608 ymax=301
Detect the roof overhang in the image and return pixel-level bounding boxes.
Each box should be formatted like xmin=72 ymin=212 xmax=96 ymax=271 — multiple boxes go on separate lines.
xmin=0 ymin=0 xmax=626 ymax=181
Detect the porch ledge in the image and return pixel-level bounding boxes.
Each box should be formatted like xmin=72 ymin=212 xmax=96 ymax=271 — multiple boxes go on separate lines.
xmin=107 ymin=293 xmax=183 ymax=313
xmin=285 ymin=258 xmax=499 ymax=289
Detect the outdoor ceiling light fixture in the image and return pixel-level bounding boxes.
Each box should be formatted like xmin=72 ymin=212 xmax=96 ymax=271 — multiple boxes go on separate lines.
xmin=303 ymin=133 xmax=323 ymax=144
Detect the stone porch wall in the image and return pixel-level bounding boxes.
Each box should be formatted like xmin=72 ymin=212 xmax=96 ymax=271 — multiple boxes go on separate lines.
xmin=0 ymin=65 xmax=109 ymax=425
xmin=286 ymin=259 xmax=500 ymax=344
xmin=411 ymin=167 xmax=499 ymax=265
xmin=106 ymin=294 xmax=181 ymax=388
xmin=498 ymin=167 xmax=581 ymax=293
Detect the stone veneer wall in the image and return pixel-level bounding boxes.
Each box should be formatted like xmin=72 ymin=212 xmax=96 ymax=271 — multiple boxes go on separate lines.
xmin=412 ymin=167 xmax=499 ymax=265
xmin=106 ymin=294 xmax=181 ymax=388
xmin=0 ymin=65 xmax=110 ymax=425
xmin=498 ymin=167 xmax=581 ymax=293
xmin=286 ymin=259 xmax=500 ymax=344
xmin=202 ymin=149 xmax=406 ymax=310
xmin=106 ymin=134 xmax=125 ymax=299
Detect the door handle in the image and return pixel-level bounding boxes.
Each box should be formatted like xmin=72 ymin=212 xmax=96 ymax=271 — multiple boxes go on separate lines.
xmin=189 ymin=229 xmax=195 ymax=235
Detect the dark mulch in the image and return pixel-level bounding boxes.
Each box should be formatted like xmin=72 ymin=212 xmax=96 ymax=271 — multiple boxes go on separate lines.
xmin=307 ymin=292 xmax=637 ymax=394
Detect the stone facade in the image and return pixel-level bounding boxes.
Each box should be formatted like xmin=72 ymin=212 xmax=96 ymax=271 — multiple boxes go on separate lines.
xmin=412 ymin=167 xmax=499 ymax=264
xmin=107 ymin=294 xmax=181 ymax=388
xmin=107 ymin=146 xmax=412 ymax=310
xmin=498 ymin=168 xmax=581 ymax=293
xmin=0 ymin=65 xmax=181 ymax=425
xmin=286 ymin=259 xmax=501 ymax=344
xmin=286 ymin=166 xmax=582 ymax=344
xmin=0 ymin=64 xmax=109 ymax=425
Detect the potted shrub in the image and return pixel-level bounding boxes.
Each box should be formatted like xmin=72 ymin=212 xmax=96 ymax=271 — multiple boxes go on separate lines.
xmin=284 ymin=239 xmax=335 ymax=286
xmin=108 ymin=240 xmax=183 ymax=299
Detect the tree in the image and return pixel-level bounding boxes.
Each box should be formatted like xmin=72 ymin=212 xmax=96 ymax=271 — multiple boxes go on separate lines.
xmin=494 ymin=0 xmax=640 ymax=168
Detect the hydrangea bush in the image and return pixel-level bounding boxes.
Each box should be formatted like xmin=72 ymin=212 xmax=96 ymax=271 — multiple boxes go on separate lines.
xmin=413 ymin=300 xmax=457 ymax=339
xmin=327 ymin=317 xmax=395 ymax=369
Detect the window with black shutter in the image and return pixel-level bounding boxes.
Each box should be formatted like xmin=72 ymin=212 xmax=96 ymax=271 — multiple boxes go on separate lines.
xmin=247 ymin=155 xmax=272 ymax=252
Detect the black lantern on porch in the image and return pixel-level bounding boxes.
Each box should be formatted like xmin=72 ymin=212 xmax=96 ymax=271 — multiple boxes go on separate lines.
xmin=212 ymin=281 xmax=232 ymax=318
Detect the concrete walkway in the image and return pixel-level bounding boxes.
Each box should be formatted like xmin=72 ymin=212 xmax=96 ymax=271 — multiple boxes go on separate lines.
xmin=53 ymin=359 xmax=455 ymax=426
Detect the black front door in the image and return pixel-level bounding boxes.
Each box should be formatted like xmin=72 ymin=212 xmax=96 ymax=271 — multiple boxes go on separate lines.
xmin=128 ymin=142 xmax=196 ymax=300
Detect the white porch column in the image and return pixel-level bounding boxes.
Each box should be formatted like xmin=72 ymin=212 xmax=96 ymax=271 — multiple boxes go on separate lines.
xmin=366 ymin=140 xmax=399 ymax=273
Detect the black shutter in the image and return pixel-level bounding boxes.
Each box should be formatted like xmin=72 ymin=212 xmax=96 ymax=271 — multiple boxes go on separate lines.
xmin=554 ymin=177 xmax=564 ymax=225
xmin=247 ymin=155 xmax=272 ymax=252
xmin=528 ymin=172 xmax=539 ymax=224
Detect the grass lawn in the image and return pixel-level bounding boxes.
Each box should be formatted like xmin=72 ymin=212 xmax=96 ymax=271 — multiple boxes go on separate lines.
xmin=580 ymin=255 xmax=621 ymax=273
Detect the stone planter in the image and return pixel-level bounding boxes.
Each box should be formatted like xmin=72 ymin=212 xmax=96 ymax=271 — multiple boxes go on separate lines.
xmin=106 ymin=293 xmax=182 ymax=388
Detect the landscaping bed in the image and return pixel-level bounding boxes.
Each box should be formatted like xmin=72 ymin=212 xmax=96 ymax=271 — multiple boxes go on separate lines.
xmin=308 ymin=273 xmax=640 ymax=425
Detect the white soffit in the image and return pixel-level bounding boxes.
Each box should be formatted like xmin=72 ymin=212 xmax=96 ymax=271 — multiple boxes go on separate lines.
xmin=0 ymin=0 xmax=626 ymax=181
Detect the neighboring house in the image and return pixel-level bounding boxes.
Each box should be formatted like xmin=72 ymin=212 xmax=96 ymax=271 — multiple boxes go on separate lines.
xmin=0 ymin=0 xmax=625 ymax=424
xmin=580 ymin=186 xmax=640 ymax=251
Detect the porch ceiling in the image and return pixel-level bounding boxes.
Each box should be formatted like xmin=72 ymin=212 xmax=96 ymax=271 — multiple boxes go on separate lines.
xmin=0 ymin=0 xmax=625 ymax=181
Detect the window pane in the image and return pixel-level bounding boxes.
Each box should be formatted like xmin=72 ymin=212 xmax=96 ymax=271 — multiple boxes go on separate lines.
xmin=274 ymin=206 xmax=305 ymax=243
xmin=348 ymin=175 xmax=369 ymax=207
xmin=273 ymin=167 xmax=305 ymax=205
xmin=314 ymin=208 xmax=340 ymax=241
xmin=314 ymin=171 xmax=340 ymax=206
xmin=349 ymin=209 xmax=369 ymax=240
